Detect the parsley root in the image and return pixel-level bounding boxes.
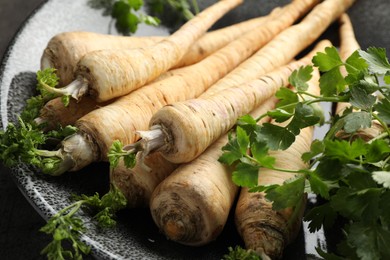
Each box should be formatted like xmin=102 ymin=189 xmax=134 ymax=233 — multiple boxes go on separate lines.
xmin=202 ymin=0 xmax=356 ymax=97
xmin=44 ymin=0 xmax=243 ymax=102
xmin=41 ymin=13 xmax=280 ymax=87
xmin=234 ymin=67 xmax=321 ymax=260
xmin=35 ymin=96 xmax=113 ymax=131
xmin=34 ymin=0 xmax=316 ymax=175
xmin=110 ymin=152 xmax=179 ymax=208
xmin=149 ymin=97 xmax=277 ymax=246
xmin=132 ymin=0 xmax=355 ymax=164
xmin=138 ymin=40 xmax=331 ymax=164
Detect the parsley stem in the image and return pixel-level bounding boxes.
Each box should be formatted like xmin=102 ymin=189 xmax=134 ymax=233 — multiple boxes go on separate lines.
xmin=40 ymin=76 xmax=88 ymax=100
xmin=33 ymin=148 xmax=62 ymax=158
xmin=367 ymin=131 xmax=389 ymax=144
xmin=372 ymin=113 xmax=390 ymax=137
xmin=246 ymin=153 xmax=304 ymax=174
xmin=343 ymin=61 xmax=361 ymax=74
xmin=191 ymin=0 xmax=199 ymax=14
xmin=269 ymin=166 xmax=304 ymax=174
xmin=301 ymin=92 xmax=350 ymax=104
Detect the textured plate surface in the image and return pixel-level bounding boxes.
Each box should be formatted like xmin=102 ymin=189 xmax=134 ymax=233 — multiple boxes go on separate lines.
xmin=0 ymin=0 xmax=389 ymax=259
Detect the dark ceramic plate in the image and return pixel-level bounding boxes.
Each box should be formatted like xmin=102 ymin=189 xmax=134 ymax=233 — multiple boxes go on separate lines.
xmin=1 ymin=0 xmax=389 ymax=259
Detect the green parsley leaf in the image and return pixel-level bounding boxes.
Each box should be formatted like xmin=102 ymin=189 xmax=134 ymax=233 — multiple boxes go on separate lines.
xmin=366 ymin=139 xmax=390 ymax=163
xmin=304 ymin=202 xmax=337 ymax=232
xmin=266 ymin=108 xmax=293 ymax=123
xmin=250 ymin=140 xmax=275 ymax=169
xmin=20 ymin=95 xmax=45 ymax=123
xmin=312 ymin=46 xmax=344 ymax=72
xmin=343 ymin=111 xmax=372 ymax=133
xmin=315 ymin=158 xmax=348 ymax=181
xmin=323 ymin=138 xmax=367 ymax=163
xmin=232 ymin=162 xmax=259 ymax=188
xmin=307 ymin=171 xmax=331 ymax=199
xmin=347 ymin=221 xmax=390 ymax=260
xmin=374 ymin=98 xmax=390 ymax=124
xmin=288 ymin=65 xmax=313 ymax=91
xmin=330 ymin=187 xmax=381 ymax=222
xmin=259 ymin=123 xmax=295 ymax=150
xmin=223 ymin=246 xmax=261 ymax=260
xmin=301 ymin=139 xmax=324 ymax=162
xmin=36 ymin=68 xmax=60 ymax=101
xmin=234 ymin=126 xmax=249 ymax=155
xmin=107 ymin=140 xmax=137 ymax=169
xmin=349 ymin=85 xmax=376 ymax=110
xmin=286 ymin=102 xmax=320 ymax=135
xmin=265 ymin=175 xmax=305 ymax=210
xmin=358 ymin=47 xmax=390 ymax=75
xmin=40 ymin=185 xmax=127 ymax=259
xmin=344 ymin=50 xmax=368 ymax=83
xmin=318 ymin=67 xmax=347 ymax=96
xmin=275 ymin=87 xmax=298 ymax=112
xmin=219 ymin=135 xmax=244 ymax=165
xmin=110 ymin=0 xmax=160 ymax=35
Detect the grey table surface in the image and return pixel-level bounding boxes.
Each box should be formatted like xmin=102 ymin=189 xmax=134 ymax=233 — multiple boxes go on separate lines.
xmin=0 ymin=0 xmax=390 ymax=259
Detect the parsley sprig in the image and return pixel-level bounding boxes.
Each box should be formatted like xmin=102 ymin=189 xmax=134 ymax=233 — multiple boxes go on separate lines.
xmin=40 ymin=185 xmax=127 ymax=259
xmin=88 ymin=0 xmax=199 ymax=35
xmin=88 ymin=0 xmax=161 ymax=35
xmin=107 ymin=140 xmax=138 ymax=169
xmin=0 ymin=68 xmax=78 ymax=175
xmin=36 ymin=68 xmax=72 ymax=106
xmin=220 ymin=46 xmax=390 ymax=259
xmin=0 ymin=116 xmax=77 ymax=175
xmin=223 ymin=246 xmax=262 ymax=260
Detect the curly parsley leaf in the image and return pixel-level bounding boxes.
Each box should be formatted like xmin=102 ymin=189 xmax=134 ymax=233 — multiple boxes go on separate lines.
xmin=20 ymin=95 xmax=45 ymax=123
xmin=107 ymin=140 xmax=137 ymax=169
xmin=223 ymin=246 xmax=261 ymax=260
xmin=41 ymin=185 xmax=127 ymax=259
xmin=36 ymin=68 xmax=61 ymax=102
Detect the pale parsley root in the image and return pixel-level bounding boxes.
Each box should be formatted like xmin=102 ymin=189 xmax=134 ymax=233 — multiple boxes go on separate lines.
xmin=220 ymin=46 xmax=390 ymax=259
